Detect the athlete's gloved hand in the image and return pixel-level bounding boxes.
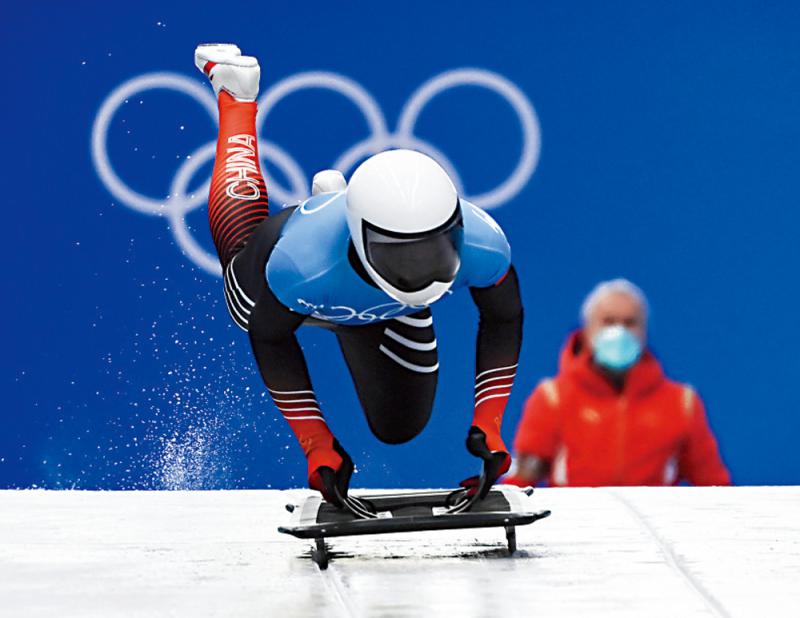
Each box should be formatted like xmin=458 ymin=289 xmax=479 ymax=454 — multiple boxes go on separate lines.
xmin=460 ymin=426 xmax=511 ymax=499
xmin=194 ymin=43 xmax=260 ymax=102
xmin=307 ymin=437 xmax=354 ymax=507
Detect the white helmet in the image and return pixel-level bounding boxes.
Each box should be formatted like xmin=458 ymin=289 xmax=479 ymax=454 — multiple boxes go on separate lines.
xmin=346 ymin=150 xmax=464 ymax=306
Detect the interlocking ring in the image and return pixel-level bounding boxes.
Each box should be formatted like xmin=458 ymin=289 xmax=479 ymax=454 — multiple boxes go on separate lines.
xmin=92 ymin=68 xmax=541 ymax=276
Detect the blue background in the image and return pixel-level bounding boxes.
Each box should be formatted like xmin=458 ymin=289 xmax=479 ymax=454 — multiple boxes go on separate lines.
xmin=3 ymin=1 xmax=799 ymax=489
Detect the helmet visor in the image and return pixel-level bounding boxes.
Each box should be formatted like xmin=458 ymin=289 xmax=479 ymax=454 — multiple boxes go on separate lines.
xmin=363 ymin=207 xmax=463 ymax=294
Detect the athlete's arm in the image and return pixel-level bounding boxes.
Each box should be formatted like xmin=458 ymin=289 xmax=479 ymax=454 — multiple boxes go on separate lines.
xmin=247 ymin=285 xmax=352 ymax=504
xmin=464 ymin=265 xmax=523 ymax=485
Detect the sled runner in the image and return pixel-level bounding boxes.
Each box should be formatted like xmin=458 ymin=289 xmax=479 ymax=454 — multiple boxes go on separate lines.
xmin=279 ymin=485 xmax=551 ymax=569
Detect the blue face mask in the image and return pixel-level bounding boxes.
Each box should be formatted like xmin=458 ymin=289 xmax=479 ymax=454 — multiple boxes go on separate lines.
xmin=592 ymin=325 xmax=642 ymax=371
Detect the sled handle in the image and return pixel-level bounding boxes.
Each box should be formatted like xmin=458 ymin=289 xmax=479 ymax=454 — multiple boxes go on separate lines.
xmin=333 ymin=486 xmax=379 ymax=520
xmin=446 ymin=452 xmax=508 ymax=514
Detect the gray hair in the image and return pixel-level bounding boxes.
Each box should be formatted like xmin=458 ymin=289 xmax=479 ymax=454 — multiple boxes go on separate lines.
xmin=580 ymin=278 xmax=650 ymax=325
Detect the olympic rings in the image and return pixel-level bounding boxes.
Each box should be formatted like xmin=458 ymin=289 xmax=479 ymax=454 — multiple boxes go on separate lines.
xmin=91 ymin=68 xmax=541 ymax=277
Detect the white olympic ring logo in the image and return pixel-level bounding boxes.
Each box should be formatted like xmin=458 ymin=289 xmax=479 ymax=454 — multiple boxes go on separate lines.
xmin=92 ymin=69 xmax=541 ymax=277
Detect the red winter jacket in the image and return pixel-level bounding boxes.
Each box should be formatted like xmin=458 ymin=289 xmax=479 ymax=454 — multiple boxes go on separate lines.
xmin=509 ymin=331 xmax=731 ymax=487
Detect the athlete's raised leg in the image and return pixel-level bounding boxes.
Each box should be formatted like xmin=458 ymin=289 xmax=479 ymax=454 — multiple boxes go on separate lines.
xmin=195 ymin=44 xmax=269 ymax=267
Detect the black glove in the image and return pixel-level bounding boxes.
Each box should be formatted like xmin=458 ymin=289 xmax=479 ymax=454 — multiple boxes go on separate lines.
xmin=309 ymin=439 xmax=353 ymax=507
xmin=459 ymin=426 xmax=512 ymax=499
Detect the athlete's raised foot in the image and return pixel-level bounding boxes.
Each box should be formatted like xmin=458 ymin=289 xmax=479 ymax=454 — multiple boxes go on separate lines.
xmin=194 ymin=43 xmax=260 ymax=102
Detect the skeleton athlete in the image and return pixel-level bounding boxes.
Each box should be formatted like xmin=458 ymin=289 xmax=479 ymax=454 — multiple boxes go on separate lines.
xmin=195 ymin=44 xmax=523 ymax=504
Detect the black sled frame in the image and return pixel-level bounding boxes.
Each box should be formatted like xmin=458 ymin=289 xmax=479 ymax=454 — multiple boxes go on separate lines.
xmin=279 ymin=486 xmax=550 ymax=569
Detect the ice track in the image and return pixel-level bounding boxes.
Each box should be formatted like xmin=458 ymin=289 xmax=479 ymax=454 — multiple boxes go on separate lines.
xmin=1 ymin=487 xmax=798 ymax=617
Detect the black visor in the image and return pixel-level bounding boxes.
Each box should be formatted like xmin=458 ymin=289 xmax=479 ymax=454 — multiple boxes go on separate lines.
xmin=363 ymin=204 xmax=464 ymax=293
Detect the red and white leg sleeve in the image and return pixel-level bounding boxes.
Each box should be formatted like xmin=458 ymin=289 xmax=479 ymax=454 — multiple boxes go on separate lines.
xmin=208 ymin=92 xmax=269 ymax=266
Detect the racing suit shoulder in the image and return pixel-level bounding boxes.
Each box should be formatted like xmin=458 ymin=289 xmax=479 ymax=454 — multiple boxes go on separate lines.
xmin=265 ymin=245 xmax=315 ymax=314
xmin=459 ymin=200 xmax=512 ymax=288
xmin=265 ymin=192 xmax=349 ymax=313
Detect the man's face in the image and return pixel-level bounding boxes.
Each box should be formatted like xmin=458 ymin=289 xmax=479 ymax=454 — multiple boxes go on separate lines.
xmin=585 ymin=292 xmax=647 ymax=348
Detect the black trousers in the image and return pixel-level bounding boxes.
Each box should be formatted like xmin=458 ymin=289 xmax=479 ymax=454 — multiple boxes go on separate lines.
xmin=335 ymin=309 xmax=438 ymax=444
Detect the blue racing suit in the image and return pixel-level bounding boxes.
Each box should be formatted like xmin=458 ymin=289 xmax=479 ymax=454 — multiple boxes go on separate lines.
xmin=264 ymin=192 xmax=511 ymax=325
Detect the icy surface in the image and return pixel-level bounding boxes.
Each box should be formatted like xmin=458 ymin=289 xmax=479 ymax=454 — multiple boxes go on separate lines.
xmin=1 ymin=487 xmax=798 ymax=617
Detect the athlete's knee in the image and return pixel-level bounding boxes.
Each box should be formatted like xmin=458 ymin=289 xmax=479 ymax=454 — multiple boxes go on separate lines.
xmin=368 ymin=406 xmax=432 ymax=445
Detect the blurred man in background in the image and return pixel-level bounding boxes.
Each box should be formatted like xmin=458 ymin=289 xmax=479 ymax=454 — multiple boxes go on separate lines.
xmin=506 ymin=279 xmax=730 ymax=487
